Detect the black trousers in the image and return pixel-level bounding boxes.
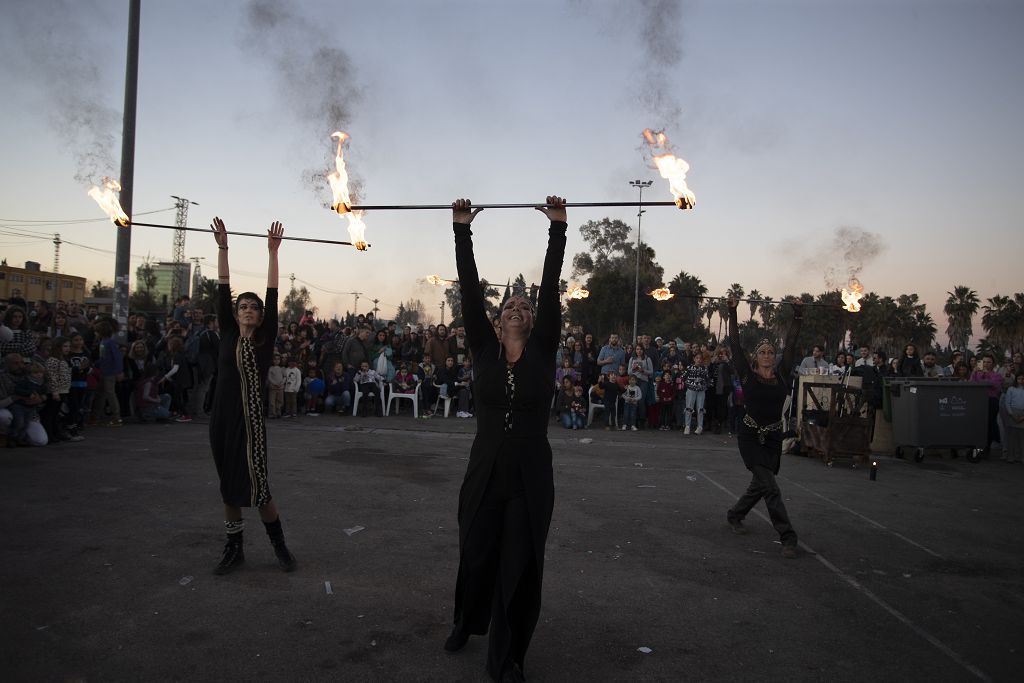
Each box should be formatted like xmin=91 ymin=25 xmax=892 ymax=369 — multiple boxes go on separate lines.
xmin=728 ymin=465 xmax=797 ymax=546
xmin=455 ymin=476 xmax=539 ymax=679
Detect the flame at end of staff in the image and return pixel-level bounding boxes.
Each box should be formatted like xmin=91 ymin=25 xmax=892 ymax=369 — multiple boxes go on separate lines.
xmin=326 ymin=131 xmax=366 ymax=250
xmin=841 ymin=278 xmax=864 ymax=313
xmin=566 ymin=285 xmax=590 ymax=300
xmin=87 ymin=177 xmax=129 ymax=227
xmin=642 ymin=128 xmax=696 ymax=210
xmin=425 ymin=274 xmax=446 ymax=286
xmin=649 ymin=287 xmax=675 ymax=301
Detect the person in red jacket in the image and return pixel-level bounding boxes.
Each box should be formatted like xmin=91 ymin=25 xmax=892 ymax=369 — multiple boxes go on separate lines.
xmin=656 ymin=371 xmax=676 ymax=430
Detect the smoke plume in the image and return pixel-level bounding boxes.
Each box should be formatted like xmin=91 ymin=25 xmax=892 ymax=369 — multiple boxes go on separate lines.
xmin=0 ymin=1 xmax=121 ymax=185
xmin=814 ymin=225 xmax=886 ymax=290
xmin=239 ymin=0 xmax=363 ymax=197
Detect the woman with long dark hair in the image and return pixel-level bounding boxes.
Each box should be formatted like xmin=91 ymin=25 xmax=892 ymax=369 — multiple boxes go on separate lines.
xmin=207 ymin=217 xmax=295 ymax=575
xmin=443 ymin=196 xmax=567 ymax=682
xmin=725 ymin=296 xmax=804 ymax=558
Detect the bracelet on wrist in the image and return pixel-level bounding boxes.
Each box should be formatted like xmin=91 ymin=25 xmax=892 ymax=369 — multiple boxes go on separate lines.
xmin=218 ymin=246 xmax=228 ymax=250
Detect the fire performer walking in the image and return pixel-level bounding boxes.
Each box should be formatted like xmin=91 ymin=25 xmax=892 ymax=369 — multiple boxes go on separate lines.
xmin=443 ymin=197 xmax=567 ymax=682
xmin=207 ymin=217 xmax=296 ymax=575
xmin=725 ymin=295 xmax=804 ymax=558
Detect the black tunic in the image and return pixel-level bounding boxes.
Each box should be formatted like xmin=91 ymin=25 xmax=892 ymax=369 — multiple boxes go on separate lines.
xmin=451 ymin=220 xmax=567 ymax=665
xmin=209 ymin=284 xmax=278 ymax=507
xmin=728 ymin=307 xmax=800 ymax=474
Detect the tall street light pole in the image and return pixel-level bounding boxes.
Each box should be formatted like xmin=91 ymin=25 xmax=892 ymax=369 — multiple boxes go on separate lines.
xmin=114 ymin=0 xmax=140 ymax=341
xmin=629 ymin=179 xmax=653 ymax=346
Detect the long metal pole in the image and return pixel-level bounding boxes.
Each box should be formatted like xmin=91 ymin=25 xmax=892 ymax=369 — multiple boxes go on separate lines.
xmin=126 ymin=221 xmax=365 ymax=247
xmin=345 ymin=201 xmax=682 ymax=211
xmin=113 ymin=0 xmax=140 ymax=342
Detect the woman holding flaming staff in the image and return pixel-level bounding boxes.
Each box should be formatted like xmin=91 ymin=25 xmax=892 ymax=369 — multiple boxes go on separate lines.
xmin=443 ymin=197 xmax=567 ymax=682
xmin=725 ymin=295 xmax=804 ymax=558
xmin=207 ymin=218 xmax=296 ymax=575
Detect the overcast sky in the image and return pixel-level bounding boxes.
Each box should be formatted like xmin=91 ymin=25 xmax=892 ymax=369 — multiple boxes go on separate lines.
xmin=1 ymin=0 xmax=1021 ymax=330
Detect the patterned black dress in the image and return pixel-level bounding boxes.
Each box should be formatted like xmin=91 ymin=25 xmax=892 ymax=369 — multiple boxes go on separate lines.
xmin=450 ymin=220 xmax=567 ymax=679
xmin=210 ymin=285 xmax=278 ymax=507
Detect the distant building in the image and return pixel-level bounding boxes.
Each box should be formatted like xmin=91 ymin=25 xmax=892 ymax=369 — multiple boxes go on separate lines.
xmin=0 ymin=260 xmax=87 ymax=305
xmin=136 ymin=261 xmax=190 ymax=310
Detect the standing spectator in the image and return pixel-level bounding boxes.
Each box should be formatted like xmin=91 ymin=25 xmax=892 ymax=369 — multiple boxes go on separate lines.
xmin=283 ymin=356 xmax=302 ymax=418
xmin=920 ymin=352 xmax=942 ymax=378
xmin=621 ymin=375 xmax=642 ymax=431
xmin=342 ymin=325 xmax=372 ymax=374
xmin=555 ymin=356 xmax=578 ymax=389
xmin=897 ymin=344 xmax=924 ymax=377
xmin=656 ymin=370 xmax=676 ymax=430
xmin=32 ymin=300 xmax=54 ymax=334
xmin=799 ymin=345 xmax=828 ymax=374
xmin=628 ymin=345 xmax=654 ymax=426
xmin=1 ymin=306 xmax=37 ymax=358
xmin=197 ymin=315 xmax=220 ymax=415
xmin=596 ymin=333 xmax=625 ymax=379
xmin=854 ymin=346 xmax=872 ymax=367
xmin=683 ymin=353 xmax=710 ymax=434
xmin=709 ymin=347 xmax=734 ymax=434
xmin=302 ymin=362 xmax=324 ymax=416
xmin=158 ymin=336 xmax=193 ymax=422
xmin=1000 ymin=371 xmax=1024 ymax=463
xmin=90 ymin=319 xmax=123 ymax=427
xmin=65 ymin=301 xmax=88 ymax=333
xmin=43 ymin=337 xmax=77 ymax=441
xmin=581 ymin=332 xmax=600 ymax=388
xmin=971 ymin=354 xmax=1004 ymax=456
xmin=426 ymin=323 xmax=451 ymax=366
xmin=672 ymin=364 xmax=688 ymax=430
xmin=123 ymin=340 xmax=150 ymax=417
xmin=266 ymin=354 xmax=285 ymax=418
xmin=448 ymin=325 xmax=469 ymax=365
xmin=370 ymin=328 xmax=395 ymax=381
xmin=401 ymin=330 xmax=423 ymax=365
xmin=66 ymin=333 xmax=90 ymax=433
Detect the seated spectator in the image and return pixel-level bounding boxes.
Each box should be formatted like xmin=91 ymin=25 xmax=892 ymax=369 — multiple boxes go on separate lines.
xmin=353 ymin=361 xmax=383 ymax=417
xmin=134 ymin=365 xmax=173 ymax=422
xmin=455 ymin=357 xmax=474 ymax=418
xmin=570 ymin=385 xmax=587 ymax=430
xmin=418 ymin=354 xmax=439 ymax=415
xmin=799 ymin=345 xmax=829 ymax=374
xmin=8 ymin=361 xmax=47 ymax=446
xmin=303 ymin=362 xmax=324 ymax=416
xmin=554 ymin=376 xmax=576 ymax=429
xmin=392 ymin=361 xmax=419 ymax=396
xmin=324 ymin=362 xmax=351 ymax=414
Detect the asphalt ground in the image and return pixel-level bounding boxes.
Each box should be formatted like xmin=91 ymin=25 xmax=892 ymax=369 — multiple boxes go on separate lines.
xmin=1 ymin=413 xmax=1022 ymax=682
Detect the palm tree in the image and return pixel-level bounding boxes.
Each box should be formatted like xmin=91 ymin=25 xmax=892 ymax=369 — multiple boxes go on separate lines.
xmin=982 ymin=295 xmax=1019 ymax=355
xmin=746 ymin=289 xmax=762 ymax=322
xmin=668 ymin=270 xmax=708 ymax=328
xmin=944 ymin=286 xmax=979 ymax=352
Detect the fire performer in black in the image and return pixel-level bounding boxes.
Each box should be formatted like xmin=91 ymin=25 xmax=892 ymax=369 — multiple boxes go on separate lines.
xmin=207 ymin=217 xmax=296 ymax=575
xmin=725 ymin=295 xmax=804 ymax=558
xmin=443 ymin=196 xmax=567 ymax=682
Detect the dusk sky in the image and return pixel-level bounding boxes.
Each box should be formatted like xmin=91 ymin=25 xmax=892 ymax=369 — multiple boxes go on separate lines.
xmin=1 ymin=0 xmax=1021 ymax=334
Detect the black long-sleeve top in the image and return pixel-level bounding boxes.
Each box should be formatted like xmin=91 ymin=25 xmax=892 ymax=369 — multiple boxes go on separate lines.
xmin=728 ymin=306 xmax=800 ymax=430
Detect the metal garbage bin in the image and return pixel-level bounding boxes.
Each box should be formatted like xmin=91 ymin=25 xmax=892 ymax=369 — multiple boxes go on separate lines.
xmin=889 ymin=379 xmax=990 ymax=463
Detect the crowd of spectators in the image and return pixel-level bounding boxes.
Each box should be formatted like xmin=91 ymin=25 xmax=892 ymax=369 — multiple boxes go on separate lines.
xmin=3 ymin=294 xmax=1022 ymax=462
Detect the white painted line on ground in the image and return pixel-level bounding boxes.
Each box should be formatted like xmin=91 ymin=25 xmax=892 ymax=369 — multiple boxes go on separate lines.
xmin=696 ymin=469 xmax=990 ymax=683
xmin=325 ymin=581 xmax=333 ymax=595
xmin=779 ymin=476 xmax=944 ymax=559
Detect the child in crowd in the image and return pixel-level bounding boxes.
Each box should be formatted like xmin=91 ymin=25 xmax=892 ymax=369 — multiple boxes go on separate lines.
xmin=599 ymin=371 xmax=621 ymax=430
xmin=324 ymin=362 xmax=351 ymax=414
xmin=303 ymin=363 xmax=324 ymax=416
xmin=455 ymin=357 xmax=474 ymax=418
xmin=283 ymin=356 xmax=302 ymax=418
xmin=672 ymin=364 xmax=687 ymax=430
xmin=134 ymin=364 xmax=173 ymax=422
xmin=353 ymin=360 xmax=383 ymax=417
xmin=433 ymin=356 xmax=458 ymax=408
xmin=391 ymin=362 xmax=418 ymax=395
xmin=621 ymin=375 xmax=642 ymax=431
xmin=418 ymin=353 xmax=438 ymax=416
xmin=555 ymin=356 xmax=579 ymax=389
xmin=570 ymin=385 xmax=587 ymax=430
xmin=67 ymin=333 xmax=90 ymax=433
xmin=554 ymin=376 xmax=576 ymax=429
xmin=9 ymin=362 xmax=46 ymax=446
xmin=267 ymin=354 xmax=285 ymax=418
xmin=656 ymin=370 xmax=676 ymax=430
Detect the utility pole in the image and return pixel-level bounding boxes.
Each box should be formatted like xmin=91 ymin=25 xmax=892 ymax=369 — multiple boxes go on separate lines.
xmin=113 ymin=0 xmax=140 ymax=342
xmin=372 ymin=298 xmax=380 ymax=317
xmin=190 ymin=256 xmax=202 ymax=297
xmin=52 ymin=233 xmax=61 ymax=273
xmin=351 ymin=291 xmax=363 ymax=314
xmin=629 ymin=179 xmax=653 ymax=346
xmin=289 ymin=273 xmax=296 ymax=291
xmin=170 ymin=195 xmax=198 ymax=300
xmin=439 ymin=300 xmax=445 ymax=325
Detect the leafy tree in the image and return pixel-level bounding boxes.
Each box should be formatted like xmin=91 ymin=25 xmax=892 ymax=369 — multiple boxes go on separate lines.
xmin=981 ymin=294 xmax=1021 ymax=355
xmin=130 ymin=261 xmax=159 ymax=314
xmin=444 ymin=279 xmax=500 ymax=327
xmin=280 ymin=285 xmax=313 ymax=324
xmin=190 ymin=276 xmax=219 ymax=313
xmin=91 ymin=281 xmax=113 ymax=298
xmin=512 ymin=273 xmax=528 ymax=297
xmin=394 ymin=298 xmax=428 ymax=326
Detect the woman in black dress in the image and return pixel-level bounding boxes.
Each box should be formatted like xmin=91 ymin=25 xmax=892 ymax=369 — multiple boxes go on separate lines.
xmin=444 ymin=196 xmax=567 ymax=682
xmin=208 ymin=217 xmax=296 ymax=575
xmin=725 ymin=296 xmax=804 ymax=558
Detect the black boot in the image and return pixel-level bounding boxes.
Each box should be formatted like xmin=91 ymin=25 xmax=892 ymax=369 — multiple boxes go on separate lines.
xmin=443 ymin=624 xmax=470 ymax=653
xmin=264 ymin=517 xmax=296 ymax=572
xmin=214 ymin=529 xmax=245 ymax=575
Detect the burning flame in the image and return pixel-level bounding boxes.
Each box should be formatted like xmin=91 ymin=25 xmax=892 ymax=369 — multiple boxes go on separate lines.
xmin=425 ymin=274 xmax=447 ymax=286
xmin=841 ymin=278 xmax=864 ymax=313
xmin=649 ymin=287 xmax=675 ymax=301
xmin=566 ymin=285 xmax=590 ymax=300
xmin=87 ymin=177 xmax=129 ymax=226
xmin=326 ymin=131 xmax=368 ymax=250
xmin=642 ymin=129 xmax=696 ymax=210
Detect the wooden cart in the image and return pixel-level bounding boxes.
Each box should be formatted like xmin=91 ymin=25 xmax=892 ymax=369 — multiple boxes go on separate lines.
xmin=799 ymin=382 xmax=873 ymax=467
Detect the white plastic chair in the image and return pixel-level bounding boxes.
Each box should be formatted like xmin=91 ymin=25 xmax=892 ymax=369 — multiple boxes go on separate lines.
xmin=352 ymin=379 xmax=386 ymax=416
xmin=587 ymin=391 xmax=617 ymax=427
xmin=386 ymin=383 xmax=420 ymax=417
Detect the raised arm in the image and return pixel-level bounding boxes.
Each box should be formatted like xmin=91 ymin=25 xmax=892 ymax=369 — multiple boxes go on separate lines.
xmin=532 ymin=195 xmax=568 ymax=352
xmin=211 ymin=217 xmax=237 ymax=335
xmin=727 ymin=297 xmax=750 ymax=381
xmin=779 ymin=299 xmax=804 ymax=378
xmin=452 ymin=199 xmax=493 ymax=358
xmin=263 ymin=222 xmax=282 ymax=335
